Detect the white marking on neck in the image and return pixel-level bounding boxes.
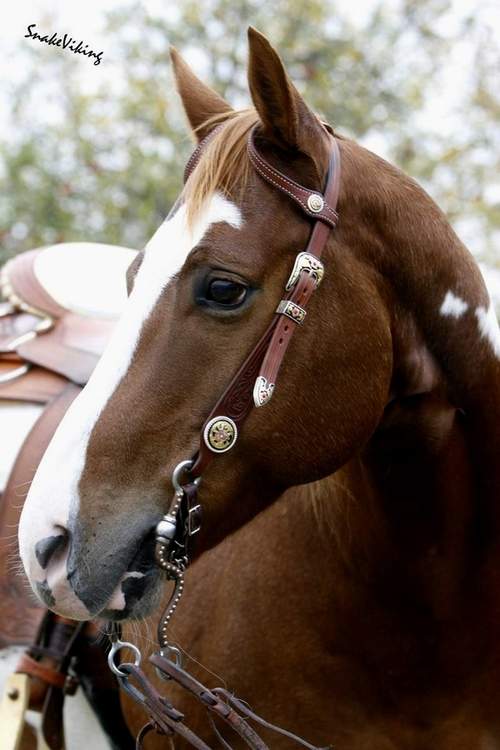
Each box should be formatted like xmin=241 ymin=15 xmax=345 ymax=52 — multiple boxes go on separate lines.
xmin=440 ymin=291 xmax=469 ymax=319
xmin=475 ymin=304 xmax=500 ymax=360
xmin=19 ymin=192 xmax=243 ymax=578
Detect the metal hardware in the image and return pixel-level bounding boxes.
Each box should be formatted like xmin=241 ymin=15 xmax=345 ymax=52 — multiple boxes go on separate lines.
xmin=0 ymin=362 xmax=31 ymax=385
xmin=172 ymin=459 xmax=200 ymax=496
xmin=286 ymin=252 xmax=324 ymax=291
xmin=0 ymin=301 xmax=15 ymax=317
xmin=155 ymin=644 xmax=183 ymax=682
xmin=203 ymin=416 xmax=238 ymax=453
xmin=188 ymin=504 xmax=202 ymax=536
xmin=276 ymin=300 xmax=307 ymax=324
xmin=253 ymin=376 xmax=275 ymax=408
xmin=155 ymin=515 xmax=177 ymax=545
xmin=108 ymin=639 xmax=142 ymax=678
xmin=307 ymin=194 xmax=325 ymax=213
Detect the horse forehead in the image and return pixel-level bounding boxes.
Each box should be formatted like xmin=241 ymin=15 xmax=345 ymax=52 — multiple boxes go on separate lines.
xmin=84 ymin=192 xmax=244 ymax=407
xmin=144 ymin=192 xmax=243 ymax=277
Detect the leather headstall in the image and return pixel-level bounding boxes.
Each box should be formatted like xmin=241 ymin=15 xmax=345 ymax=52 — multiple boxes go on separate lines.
xmin=113 ymin=122 xmax=341 ymax=750
xmin=154 ymin=120 xmax=340 ymax=612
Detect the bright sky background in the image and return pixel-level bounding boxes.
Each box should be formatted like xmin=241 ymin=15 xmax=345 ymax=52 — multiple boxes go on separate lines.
xmin=2 ymin=0 xmax=499 ymax=79
xmin=1 ymin=0 xmax=499 ymax=139
xmin=1 ymin=0 xmax=499 ymax=297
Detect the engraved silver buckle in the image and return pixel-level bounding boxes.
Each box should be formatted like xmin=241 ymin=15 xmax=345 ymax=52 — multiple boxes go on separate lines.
xmin=285 ymin=252 xmax=324 ymax=291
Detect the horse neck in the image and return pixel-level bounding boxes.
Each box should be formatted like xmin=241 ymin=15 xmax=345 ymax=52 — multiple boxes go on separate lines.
xmin=332 ymin=142 xmax=500 ymax=578
xmin=308 ymin=171 xmax=500 ymax=622
xmin=293 ymin=407 xmax=498 ymax=660
xmin=304 ymin=377 xmax=500 ymax=641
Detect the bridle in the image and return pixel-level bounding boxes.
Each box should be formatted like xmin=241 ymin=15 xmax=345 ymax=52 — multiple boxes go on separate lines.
xmin=153 ymin=120 xmax=340 ymax=586
xmin=109 ymin=121 xmax=340 ymax=749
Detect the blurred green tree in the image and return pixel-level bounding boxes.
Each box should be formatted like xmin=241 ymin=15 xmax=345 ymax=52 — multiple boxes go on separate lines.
xmin=0 ymin=0 xmax=498 ymax=265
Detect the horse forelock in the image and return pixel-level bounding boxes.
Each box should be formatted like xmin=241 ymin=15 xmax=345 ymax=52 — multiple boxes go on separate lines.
xmin=184 ymin=109 xmax=260 ymax=231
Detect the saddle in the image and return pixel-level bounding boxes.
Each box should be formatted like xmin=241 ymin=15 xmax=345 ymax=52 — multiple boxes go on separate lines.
xmin=0 ymin=242 xmax=136 ymax=642
xmin=0 ymin=242 xmax=137 ymax=750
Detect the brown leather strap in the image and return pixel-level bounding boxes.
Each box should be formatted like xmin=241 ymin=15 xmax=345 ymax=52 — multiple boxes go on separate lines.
xmin=15 ymin=612 xmax=87 ymax=749
xmin=0 ymin=363 xmax=69 ymax=402
xmin=125 ymin=653 xmax=330 ymax=750
xmin=1 ymin=250 xmax=66 ymax=319
xmin=190 ymin=321 xmax=276 ymax=476
xmin=247 ymin=126 xmax=339 ymax=227
xmin=190 ymin=128 xmax=340 ymax=477
xmin=16 ymin=652 xmax=77 ymax=694
xmin=183 ymin=123 xmax=227 ymax=184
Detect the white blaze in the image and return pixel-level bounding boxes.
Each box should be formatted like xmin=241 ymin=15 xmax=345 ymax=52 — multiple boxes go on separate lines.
xmin=19 ymin=193 xmax=243 ymax=583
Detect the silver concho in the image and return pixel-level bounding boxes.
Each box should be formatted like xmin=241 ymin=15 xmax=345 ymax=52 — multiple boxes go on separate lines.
xmin=307 ymin=194 xmax=324 ymax=213
xmin=203 ymin=416 xmax=238 ymax=453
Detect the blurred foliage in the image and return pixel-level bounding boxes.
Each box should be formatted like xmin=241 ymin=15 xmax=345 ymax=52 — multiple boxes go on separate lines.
xmin=0 ymin=0 xmax=499 ymax=265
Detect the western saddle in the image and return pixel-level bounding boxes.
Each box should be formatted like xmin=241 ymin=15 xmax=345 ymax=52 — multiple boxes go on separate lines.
xmin=0 ymin=243 xmax=137 ymax=750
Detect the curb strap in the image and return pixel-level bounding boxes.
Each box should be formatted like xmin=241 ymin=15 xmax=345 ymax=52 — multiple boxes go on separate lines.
xmin=117 ymin=653 xmax=332 ymax=750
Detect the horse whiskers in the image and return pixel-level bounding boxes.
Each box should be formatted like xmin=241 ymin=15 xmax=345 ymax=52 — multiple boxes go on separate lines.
xmin=1 ymin=533 xmax=22 ymax=543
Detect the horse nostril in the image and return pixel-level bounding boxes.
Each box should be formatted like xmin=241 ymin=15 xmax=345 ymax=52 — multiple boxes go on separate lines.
xmin=35 ymin=530 xmax=69 ymax=570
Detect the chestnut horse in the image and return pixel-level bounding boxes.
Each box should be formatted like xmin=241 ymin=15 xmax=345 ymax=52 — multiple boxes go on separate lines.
xmin=18 ymin=28 xmax=500 ymax=749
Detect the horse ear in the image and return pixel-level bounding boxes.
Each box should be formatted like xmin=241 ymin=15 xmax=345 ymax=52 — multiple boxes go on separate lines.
xmin=247 ymin=27 xmax=331 ymax=172
xmin=170 ymin=47 xmax=234 ymax=143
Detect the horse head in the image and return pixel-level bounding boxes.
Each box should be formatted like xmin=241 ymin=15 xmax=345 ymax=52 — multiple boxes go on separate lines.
xmin=19 ymin=29 xmax=500 ymax=625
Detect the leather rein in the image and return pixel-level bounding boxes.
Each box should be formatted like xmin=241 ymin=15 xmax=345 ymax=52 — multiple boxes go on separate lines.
xmin=110 ymin=123 xmax=340 ymax=749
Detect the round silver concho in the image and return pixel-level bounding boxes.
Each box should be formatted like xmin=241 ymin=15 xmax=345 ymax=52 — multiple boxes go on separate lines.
xmin=307 ymin=194 xmax=324 ymax=213
xmin=203 ymin=416 xmax=238 ymax=453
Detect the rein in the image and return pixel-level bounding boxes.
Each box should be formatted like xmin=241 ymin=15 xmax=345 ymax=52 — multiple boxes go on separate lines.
xmin=111 ymin=123 xmax=340 ymax=749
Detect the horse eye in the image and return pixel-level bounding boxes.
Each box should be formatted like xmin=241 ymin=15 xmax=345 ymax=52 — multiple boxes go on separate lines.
xmin=206 ymin=279 xmax=247 ymax=307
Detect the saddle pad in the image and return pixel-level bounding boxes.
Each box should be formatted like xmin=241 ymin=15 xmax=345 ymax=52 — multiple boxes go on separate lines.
xmin=10 ymin=243 xmax=137 ymax=320
xmin=0 ymin=243 xmax=137 ymax=384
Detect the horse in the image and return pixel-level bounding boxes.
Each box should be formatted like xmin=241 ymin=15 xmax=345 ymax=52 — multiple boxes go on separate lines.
xmin=17 ymin=26 xmax=500 ymax=749
xmin=0 ymin=241 xmax=136 ymax=749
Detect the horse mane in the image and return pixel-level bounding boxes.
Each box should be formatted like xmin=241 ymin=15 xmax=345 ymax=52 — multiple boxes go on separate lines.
xmin=184 ymin=109 xmax=260 ymax=230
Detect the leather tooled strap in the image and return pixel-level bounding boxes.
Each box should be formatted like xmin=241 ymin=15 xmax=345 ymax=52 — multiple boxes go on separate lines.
xmin=122 ymin=653 xmax=330 ymax=750
xmin=190 ymin=125 xmax=340 ymax=477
